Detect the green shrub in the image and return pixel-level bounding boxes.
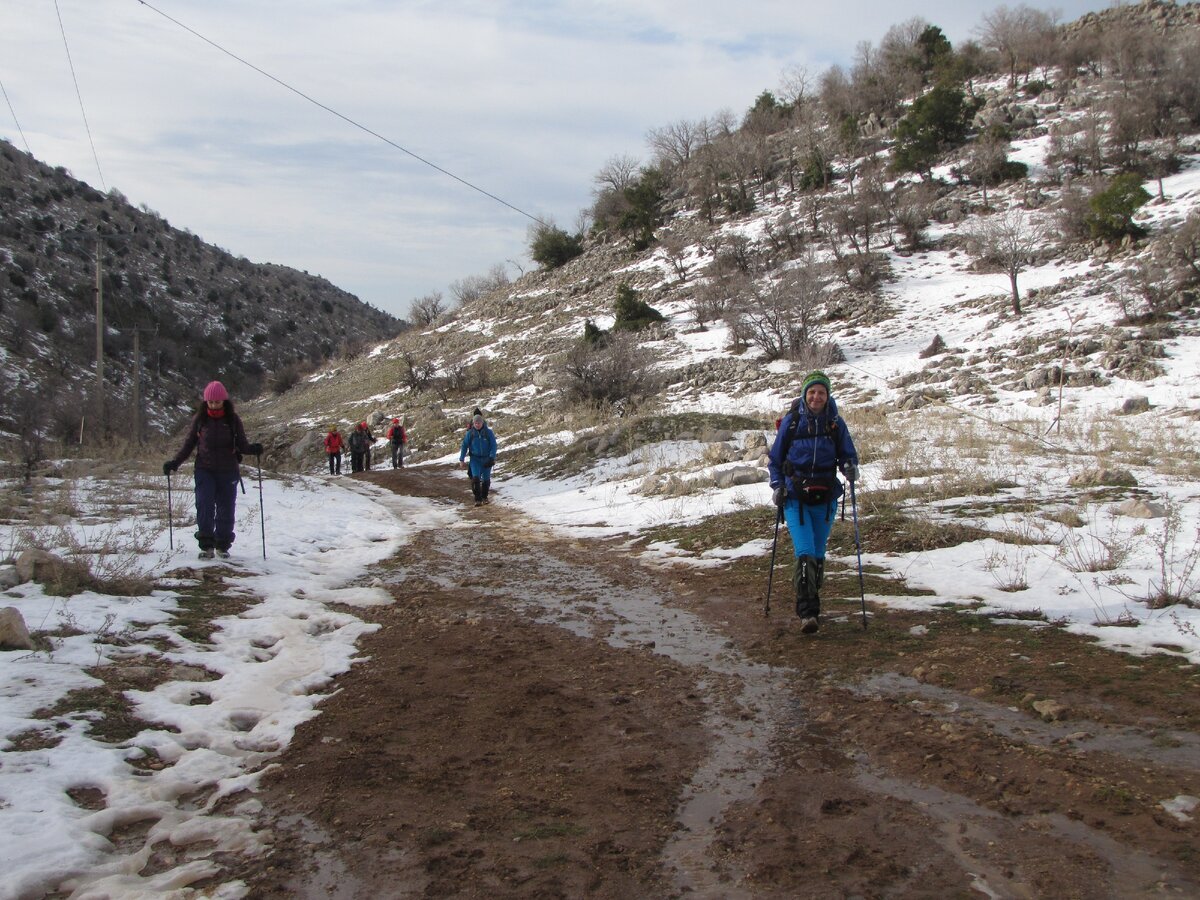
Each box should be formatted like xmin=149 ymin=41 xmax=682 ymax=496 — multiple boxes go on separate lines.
xmin=530 ymin=223 xmax=584 ymax=269
xmin=892 ymin=84 xmax=973 ymax=177
xmin=612 ymin=284 xmax=664 ymax=332
xmin=1086 ymin=174 xmax=1150 ymax=242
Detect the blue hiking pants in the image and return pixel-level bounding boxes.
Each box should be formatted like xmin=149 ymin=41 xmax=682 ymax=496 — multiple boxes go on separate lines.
xmin=195 ymin=468 xmax=241 ymax=550
xmin=783 ymin=498 xmax=835 ymax=561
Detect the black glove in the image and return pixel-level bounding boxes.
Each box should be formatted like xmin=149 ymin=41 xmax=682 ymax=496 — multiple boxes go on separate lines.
xmin=772 ymin=484 xmax=787 ymax=508
xmin=248 ymin=443 xmax=264 ymax=456
xmin=163 ymin=460 xmax=178 ymax=476
xmin=485 ymin=457 xmax=495 ymax=469
xmin=841 ymin=462 xmax=859 ymax=483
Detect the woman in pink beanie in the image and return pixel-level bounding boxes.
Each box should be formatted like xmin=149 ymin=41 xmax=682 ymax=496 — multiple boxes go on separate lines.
xmin=164 ymin=381 xmax=263 ymax=559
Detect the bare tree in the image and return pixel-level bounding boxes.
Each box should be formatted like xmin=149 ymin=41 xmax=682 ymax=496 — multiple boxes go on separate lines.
xmin=736 ymin=254 xmax=831 ymax=361
xmin=399 ymin=347 xmax=438 ymax=393
xmin=970 ymin=208 xmax=1047 ymax=316
xmin=449 ymin=265 xmax=511 ymax=308
xmin=690 ymin=271 xmax=747 ymax=327
xmin=659 ymin=232 xmax=692 ymax=283
xmin=967 ymin=128 xmax=1013 ymax=209
xmin=778 ymin=64 xmax=811 ymax=109
xmin=409 ymin=290 xmax=447 ymax=326
xmin=646 ymin=119 xmax=704 ymax=173
xmin=558 ymin=332 xmax=659 ymax=404
xmin=593 ymin=154 xmax=640 ymax=193
xmin=977 ymin=4 xmax=1058 ymax=87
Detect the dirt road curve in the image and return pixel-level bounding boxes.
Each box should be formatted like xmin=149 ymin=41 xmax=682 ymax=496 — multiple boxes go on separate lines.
xmin=231 ymin=467 xmax=1200 ymax=899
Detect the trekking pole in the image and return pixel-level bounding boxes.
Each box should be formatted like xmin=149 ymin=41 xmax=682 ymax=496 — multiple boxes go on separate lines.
xmin=849 ymin=480 xmax=867 ymax=629
xmin=166 ymin=471 xmax=174 ymax=550
xmin=764 ymin=505 xmax=783 ymax=618
xmin=256 ymin=454 xmax=266 ymax=559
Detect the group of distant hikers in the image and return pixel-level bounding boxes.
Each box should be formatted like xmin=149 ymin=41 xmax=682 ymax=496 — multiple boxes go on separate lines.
xmin=321 ymin=418 xmax=409 ymax=474
xmin=163 ymin=372 xmax=855 ymax=634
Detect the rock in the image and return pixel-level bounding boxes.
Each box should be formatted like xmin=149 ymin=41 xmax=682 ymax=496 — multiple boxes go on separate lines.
xmin=742 ymin=432 xmax=767 ymax=451
xmin=701 ymin=443 xmax=737 ymax=465
xmin=701 ymin=428 xmax=735 ymax=443
xmin=1032 ymin=699 xmax=1070 ymax=722
xmin=0 ymin=607 xmax=34 ymax=650
xmin=1068 ymin=468 xmax=1138 ymax=488
xmin=1113 ymin=498 xmax=1167 ymax=519
xmin=713 ymin=466 xmax=766 ymax=489
xmin=289 ymin=431 xmax=323 ymax=461
xmin=0 ymin=565 xmax=18 ymax=590
xmin=1118 ymin=396 xmax=1151 ymax=415
xmin=14 ymin=550 xmax=91 ymax=592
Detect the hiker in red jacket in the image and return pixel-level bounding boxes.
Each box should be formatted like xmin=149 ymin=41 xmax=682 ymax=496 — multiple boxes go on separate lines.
xmin=323 ymin=425 xmax=343 ymax=475
xmin=387 ymin=418 xmax=408 ymax=469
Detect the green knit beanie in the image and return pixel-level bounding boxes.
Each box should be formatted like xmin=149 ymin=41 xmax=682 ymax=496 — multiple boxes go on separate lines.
xmin=802 ymin=371 xmax=832 ymax=396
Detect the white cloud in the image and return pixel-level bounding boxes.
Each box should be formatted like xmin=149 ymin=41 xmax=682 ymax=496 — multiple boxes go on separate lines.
xmin=2 ymin=0 xmax=1113 ymax=317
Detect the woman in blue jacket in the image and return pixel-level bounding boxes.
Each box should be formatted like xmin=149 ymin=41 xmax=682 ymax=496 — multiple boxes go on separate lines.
xmin=767 ymin=372 xmax=858 ymax=633
xmin=458 ymin=409 xmax=497 ymax=506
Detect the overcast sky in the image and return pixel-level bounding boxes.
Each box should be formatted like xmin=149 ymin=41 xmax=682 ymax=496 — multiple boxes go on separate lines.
xmin=3 ymin=0 xmax=1113 ymax=319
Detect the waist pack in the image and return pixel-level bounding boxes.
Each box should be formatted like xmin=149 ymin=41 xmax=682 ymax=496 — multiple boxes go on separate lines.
xmin=791 ymin=474 xmax=836 ymax=506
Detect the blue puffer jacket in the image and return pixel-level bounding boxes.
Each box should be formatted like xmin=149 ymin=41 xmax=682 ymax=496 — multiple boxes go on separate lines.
xmin=768 ymin=395 xmax=858 ymax=500
xmin=459 ymin=425 xmax=497 ymax=463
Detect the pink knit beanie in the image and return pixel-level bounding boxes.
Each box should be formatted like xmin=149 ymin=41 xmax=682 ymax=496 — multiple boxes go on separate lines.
xmin=203 ymin=381 xmax=228 ymax=403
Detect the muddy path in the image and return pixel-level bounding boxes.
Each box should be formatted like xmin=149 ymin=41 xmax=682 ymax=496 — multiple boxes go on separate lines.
xmin=232 ymin=467 xmax=1200 ymax=899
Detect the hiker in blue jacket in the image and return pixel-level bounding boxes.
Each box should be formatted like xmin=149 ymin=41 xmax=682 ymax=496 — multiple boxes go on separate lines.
xmin=768 ymin=371 xmax=859 ymax=634
xmin=458 ymin=408 xmax=497 ymax=506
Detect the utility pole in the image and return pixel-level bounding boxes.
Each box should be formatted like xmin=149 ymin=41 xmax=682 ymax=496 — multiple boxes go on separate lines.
xmin=132 ymin=329 xmax=141 ymax=444
xmin=93 ymin=237 xmax=104 ymax=435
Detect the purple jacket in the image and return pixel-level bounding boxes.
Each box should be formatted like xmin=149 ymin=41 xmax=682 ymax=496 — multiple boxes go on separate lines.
xmin=171 ymin=408 xmax=253 ymax=473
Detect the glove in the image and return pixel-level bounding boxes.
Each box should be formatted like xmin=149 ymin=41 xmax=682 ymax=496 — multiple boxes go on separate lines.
xmin=248 ymin=443 xmax=264 ymax=456
xmin=772 ymin=484 xmax=787 ymax=508
xmin=841 ymin=462 xmax=859 ymax=483
xmin=163 ymin=460 xmax=178 ymax=476
xmin=485 ymin=457 xmax=495 ymax=469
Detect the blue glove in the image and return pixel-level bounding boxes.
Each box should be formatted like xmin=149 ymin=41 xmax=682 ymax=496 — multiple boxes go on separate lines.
xmin=485 ymin=457 xmax=495 ymax=469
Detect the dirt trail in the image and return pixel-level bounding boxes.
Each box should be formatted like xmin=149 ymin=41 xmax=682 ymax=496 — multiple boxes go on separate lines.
xmin=231 ymin=467 xmax=1200 ymax=899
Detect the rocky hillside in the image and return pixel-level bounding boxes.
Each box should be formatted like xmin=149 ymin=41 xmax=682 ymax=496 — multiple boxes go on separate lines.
xmin=0 ymin=142 xmax=401 ymax=443
xmin=248 ymin=2 xmax=1200 ymax=473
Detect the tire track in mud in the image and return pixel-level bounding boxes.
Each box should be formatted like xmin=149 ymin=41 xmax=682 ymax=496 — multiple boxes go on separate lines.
xmin=401 ymin=506 xmax=799 ymax=896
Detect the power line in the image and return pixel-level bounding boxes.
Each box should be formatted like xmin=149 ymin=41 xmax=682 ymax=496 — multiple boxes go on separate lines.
xmin=134 ymin=0 xmax=545 ymax=225
xmin=0 ymin=76 xmax=33 ymax=155
xmin=54 ymin=0 xmax=106 ymax=191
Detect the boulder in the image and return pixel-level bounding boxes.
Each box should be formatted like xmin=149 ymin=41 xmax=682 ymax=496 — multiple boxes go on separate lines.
xmin=0 ymin=565 xmax=19 ymax=590
xmin=1118 ymin=396 xmax=1151 ymax=415
xmin=0 ymin=607 xmax=34 ymax=650
xmin=14 ymin=549 xmax=90 ymax=589
xmin=1068 ymin=468 xmax=1138 ymax=488
xmin=1032 ymin=699 xmax=1070 ymax=722
xmin=290 ymin=431 xmax=323 ymax=461
xmin=714 ymin=466 xmax=766 ymax=489
xmin=1113 ymin=499 xmax=1167 ymax=519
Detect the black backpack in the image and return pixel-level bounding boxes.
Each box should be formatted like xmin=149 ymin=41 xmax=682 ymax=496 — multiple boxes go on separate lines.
xmin=779 ymin=399 xmax=842 ymax=506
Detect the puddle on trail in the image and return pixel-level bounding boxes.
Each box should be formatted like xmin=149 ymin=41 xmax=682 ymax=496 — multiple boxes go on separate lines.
xmin=274 ymin=814 xmax=418 ymax=899
xmin=418 ymin=523 xmax=797 ymax=897
xmin=857 ymin=766 xmax=1197 ymax=897
xmin=860 ymin=673 xmax=1200 ymax=772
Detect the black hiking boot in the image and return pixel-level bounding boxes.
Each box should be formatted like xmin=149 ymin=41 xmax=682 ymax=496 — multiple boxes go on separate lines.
xmin=793 ymin=555 xmax=821 ymax=623
xmin=198 ymin=548 xmax=215 ymax=560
